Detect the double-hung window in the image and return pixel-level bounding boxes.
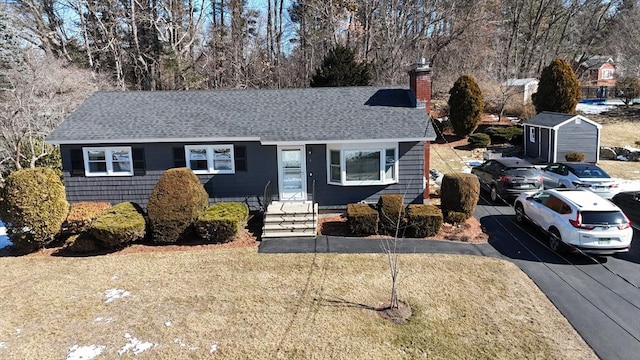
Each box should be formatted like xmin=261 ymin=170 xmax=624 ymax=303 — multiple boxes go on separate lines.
xmin=185 ymin=144 xmax=235 ymax=174
xmin=83 ymin=147 xmax=133 ymax=176
xmin=328 ymin=143 xmax=398 ymax=186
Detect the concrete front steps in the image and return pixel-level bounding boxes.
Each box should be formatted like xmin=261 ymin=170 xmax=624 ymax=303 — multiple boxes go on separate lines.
xmin=262 ymin=201 xmax=318 ymax=238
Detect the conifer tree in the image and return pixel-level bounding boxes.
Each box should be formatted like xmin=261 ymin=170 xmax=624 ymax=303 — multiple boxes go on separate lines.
xmin=310 ymin=45 xmax=372 ymax=87
xmin=532 ymin=58 xmax=581 ymax=114
xmin=448 ymin=75 xmax=484 ymax=137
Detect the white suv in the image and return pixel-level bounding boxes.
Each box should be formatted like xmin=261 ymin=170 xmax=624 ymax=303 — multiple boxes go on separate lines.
xmin=514 ymin=189 xmax=633 ymax=255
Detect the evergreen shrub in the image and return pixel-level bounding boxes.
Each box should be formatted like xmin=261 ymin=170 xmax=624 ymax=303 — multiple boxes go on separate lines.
xmin=90 ymin=202 xmax=146 ymax=248
xmin=195 ymin=202 xmax=249 ymax=243
xmin=147 ymin=168 xmax=209 ymax=243
xmin=446 ymin=211 xmax=468 ymax=225
xmin=346 ymin=203 xmax=379 ymax=235
xmin=468 ymin=133 xmax=491 ymax=148
xmin=64 ymin=233 xmax=101 ymax=254
xmin=448 ymin=75 xmax=485 ymax=137
xmin=2 ymin=167 xmax=68 ymax=253
xmin=63 ymin=202 xmax=112 ymax=235
xmin=440 ymin=173 xmax=480 ymax=221
xmin=485 ymin=126 xmax=523 ymax=144
xmin=377 ymin=194 xmax=405 ymax=235
xmin=565 ymin=152 xmax=585 ymax=162
xmin=406 ymin=205 xmax=443 ymax=237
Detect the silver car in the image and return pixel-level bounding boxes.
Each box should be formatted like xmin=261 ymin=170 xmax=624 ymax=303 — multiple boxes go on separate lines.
xmin=514 ymin=189 xmax=633 ymax=255
xmin=541 ymin=162 xmax=620 ymax=199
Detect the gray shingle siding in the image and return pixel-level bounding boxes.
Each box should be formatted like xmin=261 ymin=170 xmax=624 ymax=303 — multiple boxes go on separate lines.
xmin=61 ymin=141 xmax=425 ymax=209
xmin=555 ymin=121 xmax=599 ymax=162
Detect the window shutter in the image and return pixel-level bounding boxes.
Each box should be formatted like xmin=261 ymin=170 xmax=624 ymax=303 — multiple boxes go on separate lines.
xmin=70 ymin=149 xmax=85 ymax=177
xmin=173 ymin=147 xmax=186 ymax=168
xmin=133 ymin=148 xmax=146 ymax=176
xmin=234 ymin=146 xmax=247 ymax=171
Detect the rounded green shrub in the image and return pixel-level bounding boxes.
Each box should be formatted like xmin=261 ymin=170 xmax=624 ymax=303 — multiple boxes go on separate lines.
xmin=565 ymin=151 xmax=585 ymax=162
xmin=195 ymin=202 xmax=249 ymax=243
xmin=485 ymin=126 xmax=523 ymax=144
xmin=147 ymin=167 xmax=209 ymax=244
xmin=532 ymin=58 xmax=581 ymax=114
xmin=346 ymin=203 xmax=379 ymax=235
xmin=377 ymin=194 xmax=405 ymax=236
xmin=440 ymin=173 xmax=480 ymax=221
xmin=2 ymin=167 xmax=68 ymax=253
xmin=448 ymin=75 xmax=484 ymax=137
xmin=62 ymin=202 xmax=112 ymax=235
xmin=468 ymin=133 xmax=491 ymax=148
xmin=90 ymin=202 xmax=146 ymax=248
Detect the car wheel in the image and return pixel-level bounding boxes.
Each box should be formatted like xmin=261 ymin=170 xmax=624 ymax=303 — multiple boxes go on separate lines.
xmin=490 ymin=186 xmax=499 ymax=203
xmin=514 ymin=203 xmax=525 ymax=223
xmin=549 ymin=229 xmax=566 ymax=254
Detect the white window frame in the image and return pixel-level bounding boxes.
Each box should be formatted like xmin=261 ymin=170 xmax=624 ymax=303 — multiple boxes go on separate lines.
xmin=601 ymin=69 xmax=614 ymax=80
xmin=83 ymin=146 xmax=133 ymax=177
xmin=185 ymin=144 xmax=235 ymax=174
xmin=327 ymin=143 xmax=399 ymax=186
xmin=529 ymin=127 xmax=536 ymax=143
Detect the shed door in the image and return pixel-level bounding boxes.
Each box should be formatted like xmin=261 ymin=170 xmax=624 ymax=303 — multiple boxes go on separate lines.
xmin=277 ymin=146 xmax=307 ymax=202
xmin=540 ymin=128 xmax=551 ymax=163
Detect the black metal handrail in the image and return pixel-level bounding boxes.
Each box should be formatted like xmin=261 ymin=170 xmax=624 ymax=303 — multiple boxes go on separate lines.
xmin=311 ymin=179 xmax=316 ymax=227
xmin=263 ymin=180 xmax=272 ymax=213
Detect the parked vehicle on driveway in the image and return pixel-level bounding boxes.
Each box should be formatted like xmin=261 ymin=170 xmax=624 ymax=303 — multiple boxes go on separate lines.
xmin=541 ymin=162 xmax=620 ymax=199
xmin=471 ymin=157 xmax=543 ymax=203
xmin=514 ymin=189 xmax=633 ymax=255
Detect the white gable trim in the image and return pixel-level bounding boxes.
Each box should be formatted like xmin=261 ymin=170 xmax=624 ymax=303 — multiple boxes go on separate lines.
xmin=527 ymin=115 xmax=602 ymax=130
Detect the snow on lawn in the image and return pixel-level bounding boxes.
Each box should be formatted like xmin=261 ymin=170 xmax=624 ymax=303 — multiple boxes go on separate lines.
xmin=118 ymin=333 xmax=155 ymax=355
xmin=0 ymin=342 xmax=7 ymax=349
xmin=576 ymin=103 xmax=616 ymax=114
xmin=67 ymin=345 xmax=105 ymax=360
xmin=0 ymin=221 xmax=11 ymax=249
xmin=103 ymin=289 xmax=131 ymax=304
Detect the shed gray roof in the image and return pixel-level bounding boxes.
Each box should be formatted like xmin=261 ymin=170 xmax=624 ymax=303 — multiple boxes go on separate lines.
xmin=47 ymin=87 xmax=436 ymax=144
xmin=526 ymin=111 xmax=601 ymax=129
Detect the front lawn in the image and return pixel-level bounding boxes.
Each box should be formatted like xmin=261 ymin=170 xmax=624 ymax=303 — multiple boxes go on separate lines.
xmin=0 ymin=248 xmax=595 ymax=359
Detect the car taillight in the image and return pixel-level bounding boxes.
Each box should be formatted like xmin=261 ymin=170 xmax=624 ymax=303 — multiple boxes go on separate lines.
xmin=569 ymin=211 xmax=595 ymax=230
xmin=618 ymin=213 xmax=631 ymax=230
xmin=499 ymin=176 xmax=513 ymax=183
xmin=610 ymin=183 xmax=619 ymax=188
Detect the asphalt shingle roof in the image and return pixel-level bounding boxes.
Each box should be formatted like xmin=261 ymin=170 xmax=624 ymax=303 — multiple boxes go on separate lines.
xmin=47 ymin=87 xmax=436 ymax=144
xmin=526 ymin=112 xmax=576 ymax=128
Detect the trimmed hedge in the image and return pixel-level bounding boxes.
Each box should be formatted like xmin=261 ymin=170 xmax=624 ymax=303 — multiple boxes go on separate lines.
xmin=147 ymin=168 xmax=209 ymax=244
xmin=377 ymin=194 xmax=405 ymax=235
xmin=195 ymin=202 xmax=249 ymax=243
xmin=63 ymin=202 xmax=112 ymax=235
xmin=565 ymin=151 xmax=585 ymax=162
xmin=468 ymin=133 xmax=491 ymax=148
xmin=90 ymin=202 xmax=146 ymax=248
xmin=2 ymin=167 xmax=68 ymax=253
xmin=485 ymin=126 xmax=523 ymax=144
xmin=446 ymin=211 xmax=468 ymax=225
xmin=440 ymin=173 xmax=480 ymax=221
xmin=406 ymin=205 xmax=443 ymax=237
xmin=64 ymin=233 xmax=102 ymax=254
xmin=346 ymin=203 xmax=379 ymax=235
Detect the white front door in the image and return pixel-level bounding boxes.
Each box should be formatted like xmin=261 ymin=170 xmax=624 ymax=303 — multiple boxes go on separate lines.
xmin=277 ymin=146 xmax=307 ymax=201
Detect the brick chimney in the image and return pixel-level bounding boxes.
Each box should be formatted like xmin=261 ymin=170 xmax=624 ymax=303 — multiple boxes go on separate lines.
xmin=408 ymin=58 xmax=432 ymax=114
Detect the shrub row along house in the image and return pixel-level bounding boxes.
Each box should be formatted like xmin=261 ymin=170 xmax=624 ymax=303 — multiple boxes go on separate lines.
xmin=46 ymin=61 xmax=437 ymax=237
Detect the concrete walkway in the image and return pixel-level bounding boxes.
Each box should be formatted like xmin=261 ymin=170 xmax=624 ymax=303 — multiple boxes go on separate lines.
xmin=259 ymin=235 xmax=502 ymax=257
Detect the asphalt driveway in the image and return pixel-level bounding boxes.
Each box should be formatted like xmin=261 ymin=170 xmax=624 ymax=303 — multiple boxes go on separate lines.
xmin=477 ymin=201 xmax=640 ymax=360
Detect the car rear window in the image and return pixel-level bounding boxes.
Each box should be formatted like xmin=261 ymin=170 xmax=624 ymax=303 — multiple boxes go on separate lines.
xmin=580 ymin=211 xmax=627 ymax=225
xmin=569 ymin=166 xmax=610 ymax=178
xmin=505 ymin=168 xmax=539 ymax=177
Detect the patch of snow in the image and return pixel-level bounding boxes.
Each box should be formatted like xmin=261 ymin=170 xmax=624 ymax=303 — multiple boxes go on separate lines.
xmin=210 ymin=343 xmax=218 ymax=353
xmin=0 ymin=342 xmax=7 ymax=349
xmin=624 ymin=145 xmax=640 ymax=152
xmin=93 ymin=317 xmax=114 ymax=324
xmin=67 ymin=345 xmax=105 ymax=360
xmin=174 ymin=338 xmax=198 ymax=351
xmin=15 ymin=329 xmax=21 ymax=334
xmin=111 ymin=275 xmax=119 ymax=281
xmin=118 ymin=333 xmax=154 ymax=355
xmin=103 ymin=289 xmax=131 ymax=304
xmin=576 ymin=103 xmax=616 ymax=114
xmin=164 ymin=321 xmax=172 ymax=327
xmin=0 ymin=221 xmax=11 ymax=249
xmin=617 ymin=155 xmax=629 ymax=161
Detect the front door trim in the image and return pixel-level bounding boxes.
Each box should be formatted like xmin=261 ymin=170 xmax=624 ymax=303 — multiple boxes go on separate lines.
xmin=277 ymin=145 xmax=307 ymax=202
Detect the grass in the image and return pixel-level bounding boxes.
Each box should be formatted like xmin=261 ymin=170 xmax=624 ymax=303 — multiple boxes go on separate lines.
xmin=0 ymin=248 xmax=595 ymax=359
